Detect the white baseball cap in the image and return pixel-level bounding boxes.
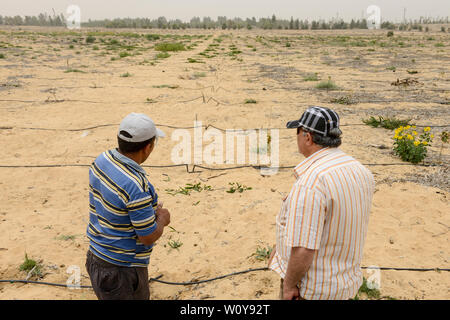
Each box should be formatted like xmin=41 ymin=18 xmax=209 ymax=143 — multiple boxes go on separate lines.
xmin=118 ymin=113 xmax=165 ymax=142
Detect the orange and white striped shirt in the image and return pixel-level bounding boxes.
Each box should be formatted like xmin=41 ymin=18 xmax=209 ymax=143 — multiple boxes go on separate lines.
xmin=269 ymin=147 xmax=375 ymax=300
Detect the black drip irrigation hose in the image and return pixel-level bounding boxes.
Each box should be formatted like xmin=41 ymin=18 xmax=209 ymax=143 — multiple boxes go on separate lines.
xmin=0 ymin=162 xmax=445 ymax=171
xmin=149 ymin=267 xmax=270 ymax=286
xmin=1 ymin=122 xmax=449 ymax=133
xmin=0 ymin=266 xmax=449 ymax=290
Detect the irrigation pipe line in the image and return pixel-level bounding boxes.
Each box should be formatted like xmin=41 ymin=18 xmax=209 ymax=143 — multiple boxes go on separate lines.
xmin=0 ymin=266 xmax=449 ymax=290
xmin=1 ymin=122 xmax=449 ymax=133
xmin=0 ymin=162 xmax=446 ymax=171
xmin=0 ymin=97 xmax=449 ymax=106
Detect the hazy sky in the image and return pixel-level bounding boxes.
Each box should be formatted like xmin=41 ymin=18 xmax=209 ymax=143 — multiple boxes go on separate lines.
xmin=1 ymin=0 xmax=449 ymax=22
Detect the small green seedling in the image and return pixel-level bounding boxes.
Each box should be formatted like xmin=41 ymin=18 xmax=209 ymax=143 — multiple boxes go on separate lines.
xmin=165 ymin=183 xmax=212 ymax=196
xmin=252 ymin=246 xmax=273 ymax=261
xmin=56 ymin=234 xmax=77 ymax=241
xmin=168 ymin=239 xmax=183 ymax=250
xmin=19 ymin=253 xmax=43 ymax=278
xmin=352 ymin=277 xmax=382 ymax=300
xmin=226 ymin=182 xmax=252 ymax=193
xmin=168 ymin=226 xmax=180 ymax=233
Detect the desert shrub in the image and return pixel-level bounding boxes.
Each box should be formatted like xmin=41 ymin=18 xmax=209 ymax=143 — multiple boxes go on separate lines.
xmin=303 ymin=73 xmax=319 ymax=81
xmin=386 ymin=66 xmax=396 ymax=72
xmin=119 ymin=51 xmax=131 ymax=58
xmin=155 ymin=42 xmax=185 ymax=52
xmin=64 ymin=68 xmax=86 ymax=73
xmin=0 ymin=53 xmax=5 ymax=59
xmin=85 ymin=35 xmax=96 ymax=44
xmin=187 ymin=57 xmax=203 ymax=63
xmin=19 ymin=253 xmax=43 ymax=278
xmin=393 ymin=126 xmax=434 ymax=164
xmin=156 ymin=52 xmax=170 ymax=59
xmin=363 ymin=116 xmax=411 ymax=130
xmin=315 ymin=78 xmax=338 ymax=90
xmin=145 ymin=34 xmax=160 ymax=41
xmin=330 ymin=95 xmax=355 ymax=105
xmin=387 ymin=31 xmax=394 ymax=37
xmin=192 ymin=72 xmax=206 ymax=78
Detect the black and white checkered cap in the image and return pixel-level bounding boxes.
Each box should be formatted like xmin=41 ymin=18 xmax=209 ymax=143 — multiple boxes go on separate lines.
xmin=286 ymin=106 xmax=340 ymax=136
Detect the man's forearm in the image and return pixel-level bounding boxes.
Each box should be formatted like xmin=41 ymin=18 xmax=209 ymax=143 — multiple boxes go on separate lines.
xmin=284 ymin=247 xmax=316 ymax=289
xmin=138 ymin=217 xmax=166 ymax=246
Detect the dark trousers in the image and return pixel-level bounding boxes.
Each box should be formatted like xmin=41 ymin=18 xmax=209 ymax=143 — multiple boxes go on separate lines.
xmin=85 ymin=250 xmax=150 ymax=300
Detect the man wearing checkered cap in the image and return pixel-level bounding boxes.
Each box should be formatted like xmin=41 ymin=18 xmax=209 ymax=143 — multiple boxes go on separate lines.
xmin=268 ymin=106 xmax=375 ymax=300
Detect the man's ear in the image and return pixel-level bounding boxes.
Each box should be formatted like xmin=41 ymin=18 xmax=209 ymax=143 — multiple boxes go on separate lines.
xmin=148 ymin=139 xmax=155 ymax=153
xmin=306 ymin=132 xmax=313 ymax=145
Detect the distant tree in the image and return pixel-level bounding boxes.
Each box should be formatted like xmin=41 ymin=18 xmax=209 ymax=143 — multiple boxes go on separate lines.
xmin=217 ymin=16 xmax=227 ymax=27
xmin=381 ymin=21 xmax=396 ymax=30
xmin=300 ymin=20 xmax=309 ymax=30
xmin=38 ymin=13 xmax=47 ymax=26
xmin=359 ymin=19 xmax=368 ymax=29
xmin=0 ymin=15 xmax=4 ymax=25
xmin=320 ymin=21 xmax=329 ymax=29
xmin=289 ymin=16 xmax=294 ymax=30
xmin=157 ymin=16 xmax=167 ymax=28
xmin=294 ymin=19 xmax=300 ymax=30
xmin=13 ymin=15 xmax=24 ymax=25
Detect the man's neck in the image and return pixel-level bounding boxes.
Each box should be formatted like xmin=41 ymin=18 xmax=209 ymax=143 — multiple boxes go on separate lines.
xmin=303 ymin=145 xmax=324 ymax=158
xmin=117 ymin=148 xmax=142 ymax=165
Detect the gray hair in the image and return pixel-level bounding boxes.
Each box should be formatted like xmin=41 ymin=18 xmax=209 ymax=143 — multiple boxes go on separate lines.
xmin=303 ymin=127 xmax=342 ymax=148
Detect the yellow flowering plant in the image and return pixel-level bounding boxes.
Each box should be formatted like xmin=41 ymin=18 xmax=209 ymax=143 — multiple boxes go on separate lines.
xmin=393 ymin=126 xmax=433 ymax=163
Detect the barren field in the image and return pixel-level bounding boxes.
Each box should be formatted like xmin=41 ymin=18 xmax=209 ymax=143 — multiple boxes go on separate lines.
xmin=0 ymin=26 xmax=449 ymax=300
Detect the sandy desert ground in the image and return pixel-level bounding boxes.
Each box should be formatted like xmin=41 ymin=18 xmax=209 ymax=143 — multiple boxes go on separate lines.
xmin=0 ymin=26 xmax=449 ymax=300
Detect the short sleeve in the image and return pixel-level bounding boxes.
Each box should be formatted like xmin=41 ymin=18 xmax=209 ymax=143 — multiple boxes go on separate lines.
xmin=285 ymin=184 xmax=326 ymax=250
xmin=126 ymin=188 xmax=157 ymax=237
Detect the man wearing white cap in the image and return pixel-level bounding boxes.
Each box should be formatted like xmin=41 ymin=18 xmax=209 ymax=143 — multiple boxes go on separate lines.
xmin=85 ymin=113 xmax=170 ymax=300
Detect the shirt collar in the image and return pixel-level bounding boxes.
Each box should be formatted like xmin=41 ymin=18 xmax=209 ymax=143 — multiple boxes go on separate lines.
xmin=293 ymin=147 xmax=336 ymax=179
xmin=110 ymin=148 xmax=147 ymax=175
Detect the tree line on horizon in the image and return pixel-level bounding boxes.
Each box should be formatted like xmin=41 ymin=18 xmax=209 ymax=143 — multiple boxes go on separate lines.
xmin=0 ymin=13 xmax=448 ymax=31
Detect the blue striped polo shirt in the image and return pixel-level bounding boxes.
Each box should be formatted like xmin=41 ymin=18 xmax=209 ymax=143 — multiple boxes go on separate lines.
xmin=86 ymin=149 xmax=158 ymax=267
